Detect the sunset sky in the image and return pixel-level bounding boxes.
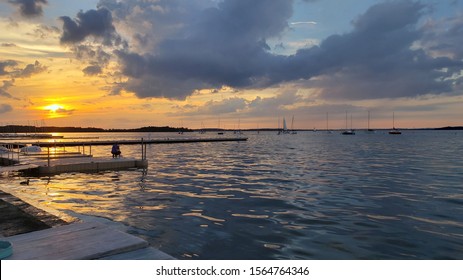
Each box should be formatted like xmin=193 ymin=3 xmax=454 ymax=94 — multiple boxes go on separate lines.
xmin=0 ymin=0 xmax=462 ymax=129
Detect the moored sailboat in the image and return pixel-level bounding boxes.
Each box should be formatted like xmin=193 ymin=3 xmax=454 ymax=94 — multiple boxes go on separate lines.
xmin=341 ymin=112 xmax=355 ymax=135
xmin=389 ymin=112 xmax=402 ymax=135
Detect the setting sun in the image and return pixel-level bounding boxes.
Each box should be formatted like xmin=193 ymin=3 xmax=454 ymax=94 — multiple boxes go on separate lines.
xmin=44 ymin=104 xmax=63 ymax=113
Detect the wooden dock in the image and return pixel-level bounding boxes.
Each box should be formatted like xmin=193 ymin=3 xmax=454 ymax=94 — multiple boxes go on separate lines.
xmin=3 ymin=221 xmax=175 ymax=260
xmin=0 ymin=157 xmax=147 ymax=175
xmin=1 ymin=136 xmax=248 ymax=148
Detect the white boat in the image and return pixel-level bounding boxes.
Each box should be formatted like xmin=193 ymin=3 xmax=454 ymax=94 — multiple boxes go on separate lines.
xmin=0 ymin=146 xmax=9 ymax=153
xmin=282 ymin=117 xmax=290 ymax=134
xmin=20 ymin=145 xmax=42 ymax=153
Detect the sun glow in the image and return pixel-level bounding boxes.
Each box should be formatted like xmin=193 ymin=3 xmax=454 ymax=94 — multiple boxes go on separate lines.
xmin=44 ymin=104 xmax=63 ymax=112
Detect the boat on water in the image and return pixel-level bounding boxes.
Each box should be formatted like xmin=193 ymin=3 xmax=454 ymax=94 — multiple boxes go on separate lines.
xmin=341 ymin=112 xmax=355 ymax=135
xmin=290 ymin=116 xmax=297 ymax=134
xmin=389 ymin=112 xmax=402 ymax=135
xmin=20 ymin=145 xmax=42 ymax=153
xmin=342 ymin=130 xmax=355 ymax=135
xmin=278 ymin=117 xmax=290 ymax=134
xmin=367 ymin=110 xmax=375 ymax=132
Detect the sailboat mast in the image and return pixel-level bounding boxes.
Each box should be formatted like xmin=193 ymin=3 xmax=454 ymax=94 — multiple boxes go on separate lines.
xmin=368 ymin=110 xmax=370 ymax=130
xmin=326 ymin=112 xmax=329 ymax=131
xmin=345 ymin=111 xmax=348 ymax=130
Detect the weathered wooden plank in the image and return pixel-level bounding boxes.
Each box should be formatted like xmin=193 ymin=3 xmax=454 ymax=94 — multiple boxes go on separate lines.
xmin=4 ymin=221 xmax=148 ymax=260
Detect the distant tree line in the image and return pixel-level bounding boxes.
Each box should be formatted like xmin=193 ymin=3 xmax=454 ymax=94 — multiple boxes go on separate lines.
xmin=0 ymin=125 xmax=192 ymax=133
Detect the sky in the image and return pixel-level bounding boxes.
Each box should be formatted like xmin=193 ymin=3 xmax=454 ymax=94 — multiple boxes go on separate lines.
xmin=0 ymin=0 xmax=462 ymax=130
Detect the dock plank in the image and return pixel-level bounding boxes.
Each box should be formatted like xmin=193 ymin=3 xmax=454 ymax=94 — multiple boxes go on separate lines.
xmin=4 ymin=221 xmax=149 ymax=260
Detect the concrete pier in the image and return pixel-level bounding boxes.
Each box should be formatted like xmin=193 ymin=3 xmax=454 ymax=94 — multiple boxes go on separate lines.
xmin=3 ymin=221 xmax=174 ymax=260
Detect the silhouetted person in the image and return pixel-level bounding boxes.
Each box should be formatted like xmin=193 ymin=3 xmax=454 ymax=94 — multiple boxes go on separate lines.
xmin=111 ymin=143 xmax=121 ymax=158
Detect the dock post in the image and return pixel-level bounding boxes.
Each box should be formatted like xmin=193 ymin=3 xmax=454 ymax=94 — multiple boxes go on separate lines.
xmin=47 ymin=147 xmax=50 ymax=166
xmin=141 ymin=138 xmax=145 ymax=160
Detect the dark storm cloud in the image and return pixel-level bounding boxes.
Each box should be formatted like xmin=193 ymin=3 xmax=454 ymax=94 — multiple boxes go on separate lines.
xmin=92 ymin=0 xmax=463 ymax=100
xmin=6 ymin=0 xmax=48 ymax=17
xmin=277 ymin=0 xmax=463 ymax=99
xmin=59 ymin=8 xmax=122 ymax=46
xmin=111 ymin=0 xmax=292 ymax=99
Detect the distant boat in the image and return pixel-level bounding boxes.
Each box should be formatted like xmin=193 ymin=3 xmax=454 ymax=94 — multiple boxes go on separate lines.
xmin=342 ymin=130 xmax=355 ymax=135
xmin=389 ymin=112 xmax=402 ymax=135
xmin=278 ymin=117 xmax=290 ymax=134
xmin=341 ymin=112 xmax=355 ymax=135
xmin=20 ymin=145 xmax=42 ymax=153
xmin=367 ymin=110 xmax=375 ymax=132
xmin=290 ymin=116 xmax=297 ymax=134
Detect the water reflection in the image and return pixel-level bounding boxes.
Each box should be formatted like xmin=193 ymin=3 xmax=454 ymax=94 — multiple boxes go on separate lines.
xmin=1 ymin=131 xmax=463 ymax=259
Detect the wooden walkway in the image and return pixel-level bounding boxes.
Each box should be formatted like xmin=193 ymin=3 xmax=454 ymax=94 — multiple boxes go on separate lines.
xmin=0 ymin=156 xmax=148 ymax=175
xmin=3 ymin=221 xmax=174 ymax=260
xmin=1 ymin=136 xmax=248 ymax=148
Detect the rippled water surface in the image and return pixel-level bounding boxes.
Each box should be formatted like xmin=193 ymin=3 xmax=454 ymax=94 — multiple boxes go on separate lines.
xmin=1 ymin=131 xmax=463 ymax=259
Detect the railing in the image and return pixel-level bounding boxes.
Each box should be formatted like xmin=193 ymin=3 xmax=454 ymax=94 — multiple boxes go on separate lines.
xmin=0 ymin=143 xmax=21 ymax=165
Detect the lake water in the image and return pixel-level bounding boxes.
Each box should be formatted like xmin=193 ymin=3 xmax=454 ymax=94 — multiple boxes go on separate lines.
xmin=1 ymin=130 xmax=463 ymax=259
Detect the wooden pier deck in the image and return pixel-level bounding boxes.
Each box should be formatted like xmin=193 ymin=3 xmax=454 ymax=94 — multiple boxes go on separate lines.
xmin=1 ymin=136 xmax=248 ymax=148
xmin=1 ymin=157 xmax=147 ymax=175
xmin=3 ymin=221 xmax=175 ymax=260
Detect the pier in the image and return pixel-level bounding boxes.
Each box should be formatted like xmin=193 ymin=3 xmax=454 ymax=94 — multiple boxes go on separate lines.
xmin=3 ymin=221 xmax=175 ymax=260
xmin=1 ymin=136 xmax=247 ymax=175
xmin=1 ymin=136 xmax=248 ymax=148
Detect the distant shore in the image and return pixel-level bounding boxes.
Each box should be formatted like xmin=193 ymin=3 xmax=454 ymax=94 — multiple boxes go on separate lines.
xmin=1 ymin=125 xmax=462 ymax=134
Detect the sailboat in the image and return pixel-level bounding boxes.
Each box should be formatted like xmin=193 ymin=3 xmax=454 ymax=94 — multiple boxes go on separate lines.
xmin=389 ymin=112 xmax=402 ymax=134
xmin=278 ymin=117 xmax=290 ymax=134
xmin=341 ymin=112 xmax=355 ymax=135
xmin=367 ymin=110 xmax=375 ymax=132
xmin=290 ymin=116 xmax=297 ymax=134
xmin=326 ymin=112 xmax=332 ymax=133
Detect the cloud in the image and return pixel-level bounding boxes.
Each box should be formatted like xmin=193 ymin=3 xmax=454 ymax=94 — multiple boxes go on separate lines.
xmin=0 ymin=60 xmax=18 ymax=76
xmin=1 ymin=60 xmax=46 ymax=78
xmin=1 ymin=43 xmax=18 ymax=47
xmin=0 ymin=104 xmax=13 ymax=114
xmin=55 ymin=108 xmax=75 ymax=115
xmin=14 ymin=60 xmax=47 ymax=78
xmin=59 ymin=8 xmax=123 ymax=46
xmin=106 ymin=0 xmax=293 ymax=99
xmin=65 ymin=0 xmax=463 ymax=102
xmin=290 ymin=21 xmax=317 ymax=25
xmin=0 ymin=80 xmax=18 ymax=99
xmin=6 ymin=0 xmax=48 ymax=17
xmin=420 ymin=13 xmax=463 ymax=60
xmin=82 ymin=65 xmax=102 ymax=76
xmin=180 ymin=90 xmax=305 ymax=118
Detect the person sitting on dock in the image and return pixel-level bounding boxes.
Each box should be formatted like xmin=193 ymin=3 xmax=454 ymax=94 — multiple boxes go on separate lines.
xmin=111 ymin=143 xmax=121 ymax=158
